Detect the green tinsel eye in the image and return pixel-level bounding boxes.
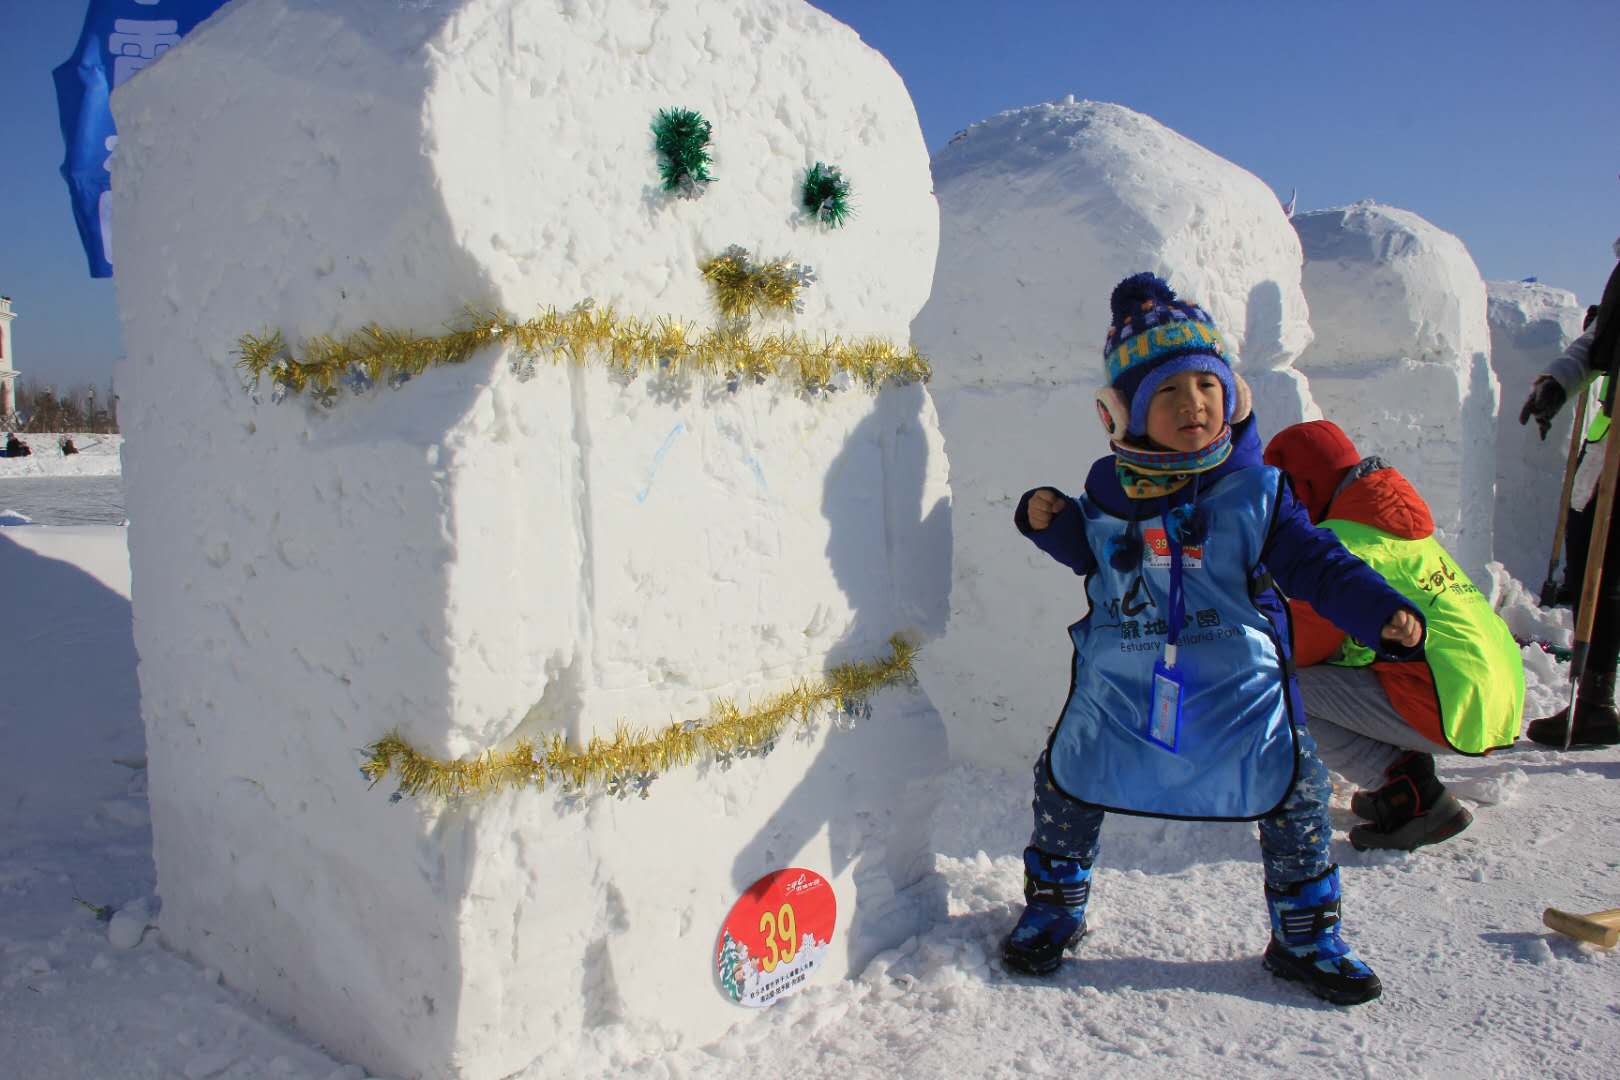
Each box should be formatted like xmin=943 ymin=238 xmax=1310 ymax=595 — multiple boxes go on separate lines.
xmin=801 ymin=162 xmax=852 ymax=227
xmin=652 ymin=107 xmax=716 ymax=197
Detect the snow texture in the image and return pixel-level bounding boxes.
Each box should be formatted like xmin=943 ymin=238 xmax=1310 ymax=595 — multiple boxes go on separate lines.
xmin=108 ymin=1 xmax=948 ymax=1075
xmin=1485 ymin=281 xmax=1586 ymax=588
xmin=911 ymin=98 xmax=1316 ymax=772
xmin=3 ymin=522 xmax=1617 ymax=1080
xmin=1293 ymin=202 xmax=1499 ymax=585
xmin=0 ymin=433 xmax=123 ymax=478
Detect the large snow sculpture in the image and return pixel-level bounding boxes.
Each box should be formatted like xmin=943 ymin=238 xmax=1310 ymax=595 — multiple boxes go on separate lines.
xmin=110 ymin=2 xmax=950 ymax=1076
xmin=1292 ymin=203 xmax=1499 ymax=585
xmin=1486 ymin=281 xmax=1586 ymax=590
xmin=910 ymin=99 xmax=1315 ymax=771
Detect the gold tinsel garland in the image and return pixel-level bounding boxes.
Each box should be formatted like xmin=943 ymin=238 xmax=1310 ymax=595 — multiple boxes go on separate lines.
xmin=238 ymin=300 xmax=927 ymax=405
xmin=360 ymin=635 xmax=919 ymax=803
xmin=698 ymin=245 xmax=815 ymax=320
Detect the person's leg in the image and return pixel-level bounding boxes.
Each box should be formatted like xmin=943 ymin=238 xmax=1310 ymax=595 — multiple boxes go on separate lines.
xmin=1562 ymin=499 xmax=1594 ymax=611
xmin=1257 ymin=727 xmax=1381 ymax=1005
xmin=1531 ymin=497 xmax=1620 ymax=746
xmin=1003 ymin=750 xmax=1105 ymax=975
xmin=1294 ymin=665 xmax=1472 ymax=849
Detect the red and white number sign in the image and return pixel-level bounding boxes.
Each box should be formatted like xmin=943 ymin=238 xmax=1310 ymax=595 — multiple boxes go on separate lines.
xmin=714 ymin=867 xmax=837 ymax=1007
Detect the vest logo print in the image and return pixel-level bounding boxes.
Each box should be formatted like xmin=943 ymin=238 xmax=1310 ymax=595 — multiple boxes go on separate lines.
xmin=1143 ymin=527 xmax=1201 ymax=568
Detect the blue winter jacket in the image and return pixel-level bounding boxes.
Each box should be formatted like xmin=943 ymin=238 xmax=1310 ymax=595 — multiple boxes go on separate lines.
xmin=1014 ymin=417 xmax=1423 ymax=819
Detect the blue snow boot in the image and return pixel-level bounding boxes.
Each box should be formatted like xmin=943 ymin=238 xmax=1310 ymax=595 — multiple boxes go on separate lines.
xmin=1263 ymin=865 xmax=1382 ymax=1006
xmin=1001 ymin=846 xmax=1091 ymax=976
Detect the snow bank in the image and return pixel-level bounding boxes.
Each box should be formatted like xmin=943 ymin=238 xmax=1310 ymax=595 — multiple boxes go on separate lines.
xmin=1485 ymin=281 xmax=1586 ymax=589
xmin=0 ymin=523 xmax=131 ymax=597
xmin=8 ymin=524 xmax=1620 ymax=1079
xmin=0 ymin=433 xmax=122 ymax=478
xmin=110 ymin=2 xmax=948 ymax=1076
xmin=911 ymin=99 xmax=1314 ymax=772
xmin=1293 ymin=203 xmax=1498 ymax=583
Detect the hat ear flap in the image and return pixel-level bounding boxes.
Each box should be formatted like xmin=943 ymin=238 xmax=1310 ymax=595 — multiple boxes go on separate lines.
xmin=1229 ymin=372 xmax=1252 ymax=425
xmin=1095 ymin=386 xmax=1130 ymax=439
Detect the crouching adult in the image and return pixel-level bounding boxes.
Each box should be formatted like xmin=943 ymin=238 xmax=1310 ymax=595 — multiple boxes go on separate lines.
xmin=1263 ymin=421 xmax=1524 ymax=851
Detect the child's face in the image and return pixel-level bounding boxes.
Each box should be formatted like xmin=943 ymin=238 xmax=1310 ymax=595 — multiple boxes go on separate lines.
xmin=1144 ymin=370 xmax=1225 ymax=453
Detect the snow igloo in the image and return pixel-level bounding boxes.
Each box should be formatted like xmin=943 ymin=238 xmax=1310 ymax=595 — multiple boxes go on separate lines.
xmin=910 ymin=99 xmax=1316 ymax=772
xmin=1292 ymin=202 xmax=1499 ymax=585
xmin=1485 ymin=280 xmax=1586 ymax=589
xmin=109 ymin=2 xmax=952 ymax=1076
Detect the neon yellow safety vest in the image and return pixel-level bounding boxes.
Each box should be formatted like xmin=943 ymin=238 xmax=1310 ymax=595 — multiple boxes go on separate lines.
xmin=1318 ymin=519 xmax=1523 ymax=755
xmin=1588 ymin=374 xmax=1611 ymax=442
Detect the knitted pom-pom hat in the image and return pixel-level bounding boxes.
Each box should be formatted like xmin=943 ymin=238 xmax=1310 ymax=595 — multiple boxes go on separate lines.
xmin=1103 ymin=273 xmax=1235 ymax=437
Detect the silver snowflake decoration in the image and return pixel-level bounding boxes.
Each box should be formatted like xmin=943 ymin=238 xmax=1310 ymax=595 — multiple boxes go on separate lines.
xmin=340 ymin=364 xmax=375 ymax=393
xmin=510 ymin=354 xmax=539 ymax=383
xmin=785 ymin=263 xmax=817 ymax=313
xmin=388 ymin=371 xmax=413 ymax=390
xmin=835 ymin=697 xmax=872 ymax=730
xmin=744 ymin=737 xmax=777 ymax=759
xmin=607 ymin=772 xmax=632 ymax=801
xmin=633 ymin=770 xmax=657 ymax=800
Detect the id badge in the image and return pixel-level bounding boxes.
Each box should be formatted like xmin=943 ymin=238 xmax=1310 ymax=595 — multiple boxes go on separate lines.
xmin=1148 ymin=658 xmax=1183 ymax=751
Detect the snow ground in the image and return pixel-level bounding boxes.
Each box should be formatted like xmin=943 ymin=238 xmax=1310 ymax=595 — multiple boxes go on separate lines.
xmin=1 ymin=521 xmax=1616 ymax=1079
xmin=0 ymin=433 xmax=123 ymax=479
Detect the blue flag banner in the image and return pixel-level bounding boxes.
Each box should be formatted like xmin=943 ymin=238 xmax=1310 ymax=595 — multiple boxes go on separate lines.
xmin=52 ymin=0 xmax=230 ymax=278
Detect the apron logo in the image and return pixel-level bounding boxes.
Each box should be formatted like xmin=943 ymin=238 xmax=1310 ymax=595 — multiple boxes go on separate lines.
xmin=1143 ymin=527 xmax=1202 ymax=569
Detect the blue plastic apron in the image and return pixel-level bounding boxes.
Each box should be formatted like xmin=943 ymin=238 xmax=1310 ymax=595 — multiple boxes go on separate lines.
xmin=1047 ymin=467 xmax=1298 ymax=820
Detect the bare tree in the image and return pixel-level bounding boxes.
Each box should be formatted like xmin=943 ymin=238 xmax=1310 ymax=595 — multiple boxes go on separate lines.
xmin=15 ymin=378 xmax=120 ymax=434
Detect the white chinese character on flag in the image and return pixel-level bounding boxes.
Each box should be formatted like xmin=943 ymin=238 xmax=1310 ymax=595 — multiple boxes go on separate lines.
xmin=109 ymin=19 xmax=181 ymax=88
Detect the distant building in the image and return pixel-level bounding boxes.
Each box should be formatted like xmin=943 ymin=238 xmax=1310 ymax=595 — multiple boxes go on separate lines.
xmin=0 ymin=296 xmax=16 ymax=420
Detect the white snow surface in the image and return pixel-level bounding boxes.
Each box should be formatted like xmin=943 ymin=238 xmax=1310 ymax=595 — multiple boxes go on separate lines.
xmin=1293 ymin=202 xmax=1499 ymax=585
xmin=1485 ymin=281 xmax=1586 ymax=589
xmin=3 ymin=522 xmax=1618 ymax=1080
xmin=911 ymin=99 xmax=1317 ymax=771
xmin=108 ymin=1 xmax=948 ymax=1076
xmin=0 ymin=433 xmax=123 ymax=478
xmin=54 ymin=7 xmax=1614 ymax=1075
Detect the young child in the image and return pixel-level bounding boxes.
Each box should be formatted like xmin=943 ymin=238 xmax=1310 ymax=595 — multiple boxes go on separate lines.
xmin=1006 ymin=273 xmax=1424 ymax=1006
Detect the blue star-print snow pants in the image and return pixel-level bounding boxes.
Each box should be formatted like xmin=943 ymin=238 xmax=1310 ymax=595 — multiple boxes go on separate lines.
xmin=1028 ymin=725 xmax=1334 ymax=888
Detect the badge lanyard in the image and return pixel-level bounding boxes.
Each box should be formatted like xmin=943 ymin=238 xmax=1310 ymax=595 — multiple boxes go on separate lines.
xmin=1147 ymin=511 xmax=1186 ymax=751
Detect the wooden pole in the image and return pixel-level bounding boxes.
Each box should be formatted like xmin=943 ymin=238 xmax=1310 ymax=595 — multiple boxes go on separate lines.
xmin=1542 ymin=389 xmax=1591 ymax=607
xmin=1565 ymin=404 xmax=1620 ymax=748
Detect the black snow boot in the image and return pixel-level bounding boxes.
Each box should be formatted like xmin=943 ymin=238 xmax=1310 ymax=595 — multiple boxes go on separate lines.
xmin=1528 ymin=668 xmax=1620 ymax=748
xmin=1348 ymin=751 xmax=1472 ymax=852
xmin=1001 ymin=846 xmax=1091 ymax=976
xmin=1263 ymin=866 xmax=1382 ymax=1006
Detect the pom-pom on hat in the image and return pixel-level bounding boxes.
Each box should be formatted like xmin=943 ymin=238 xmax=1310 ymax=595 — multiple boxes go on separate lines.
xmin=1103 ymin=273 xmax=1235 ymax=437
xmin=1262 ymin=420 xmax=1362 ymax=523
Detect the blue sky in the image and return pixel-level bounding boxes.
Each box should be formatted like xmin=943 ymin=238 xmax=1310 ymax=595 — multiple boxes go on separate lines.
xmin=2 ymin=0 xmax=1614 ymax=389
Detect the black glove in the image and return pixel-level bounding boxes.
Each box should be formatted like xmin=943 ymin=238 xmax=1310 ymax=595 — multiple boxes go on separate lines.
xmin=1518 ymin=376 xmax=1567 ymax=440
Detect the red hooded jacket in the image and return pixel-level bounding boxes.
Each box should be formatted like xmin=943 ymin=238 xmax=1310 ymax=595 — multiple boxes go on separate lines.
xmin=1265 ymin=422 xmax=1445 ymax=742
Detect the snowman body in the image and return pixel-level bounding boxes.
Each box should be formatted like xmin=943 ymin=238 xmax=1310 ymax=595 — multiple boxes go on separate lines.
xmin=112 ymin=2 xmax=949 ymax=1076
